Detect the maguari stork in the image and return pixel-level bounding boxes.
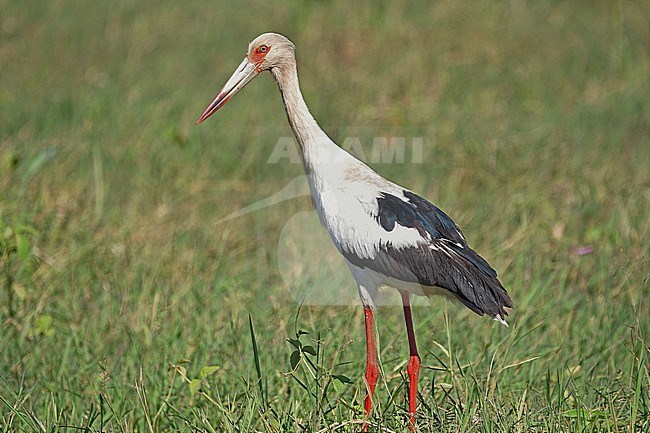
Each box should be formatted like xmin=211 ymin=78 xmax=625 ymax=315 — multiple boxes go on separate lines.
xmin=196 ymin=33 xmax=513 ymax=430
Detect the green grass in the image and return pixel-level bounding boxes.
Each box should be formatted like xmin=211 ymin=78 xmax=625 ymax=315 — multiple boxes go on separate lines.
xmin=1 ymin=0 xmax=649 ymax=431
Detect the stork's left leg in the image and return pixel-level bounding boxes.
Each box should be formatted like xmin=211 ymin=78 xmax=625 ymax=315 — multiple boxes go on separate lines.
xmin=400 ymin=290 xmax=420 ymax=430
xmin=362 ymin=307 xmax=380 ymax=417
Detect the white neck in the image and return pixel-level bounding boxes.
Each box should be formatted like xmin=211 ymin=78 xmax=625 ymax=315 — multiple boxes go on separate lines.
xmin=271 ymin=61 xmax=322 ymax=148
xmin=270 ymin=58 xmax=365 ymax=194
xmin=270 ymin=60 xmax=353 ymax=172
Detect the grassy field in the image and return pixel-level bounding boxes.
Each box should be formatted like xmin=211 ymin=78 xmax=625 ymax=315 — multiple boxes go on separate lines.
xmin=1 ymin=0 xmax=649 ymax=431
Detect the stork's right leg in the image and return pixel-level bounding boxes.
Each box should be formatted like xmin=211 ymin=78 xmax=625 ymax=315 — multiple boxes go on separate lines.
xmin=363 ymin=307 xmax=380 ymax=423
xmin=400 ymin=290 xmax=420 ymax=431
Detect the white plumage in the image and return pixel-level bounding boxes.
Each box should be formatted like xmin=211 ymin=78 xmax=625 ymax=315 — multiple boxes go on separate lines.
xmin=308 ymin=155 xmax=427 ymax=262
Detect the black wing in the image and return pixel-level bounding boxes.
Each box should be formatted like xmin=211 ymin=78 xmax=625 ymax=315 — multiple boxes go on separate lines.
xmin=346 ymin=190 xmax=513 ymax=318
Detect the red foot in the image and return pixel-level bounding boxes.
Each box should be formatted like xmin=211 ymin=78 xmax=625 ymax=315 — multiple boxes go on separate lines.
xmin=406 ymin=354 xmax=420 ymax=430
xmin=362 ymin=365 xmax=379 ymax=432
xmin=363 ymin=362 xmax=380 ymax=415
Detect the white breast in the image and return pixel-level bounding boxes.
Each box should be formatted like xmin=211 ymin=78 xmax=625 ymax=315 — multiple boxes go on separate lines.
xmin=304 ymin=141 xmax=426 ymax=261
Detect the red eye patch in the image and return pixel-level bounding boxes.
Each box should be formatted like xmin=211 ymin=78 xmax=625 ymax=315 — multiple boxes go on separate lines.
xmin=251 ymin=45 xmax=271 ymax=63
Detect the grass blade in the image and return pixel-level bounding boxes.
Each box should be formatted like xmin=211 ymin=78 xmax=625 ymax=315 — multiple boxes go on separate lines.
xmin=249 ymin=314 xmax=266 ymax=409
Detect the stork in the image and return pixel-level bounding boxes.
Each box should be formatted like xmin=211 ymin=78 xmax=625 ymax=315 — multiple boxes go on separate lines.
xmin=196 ymin=33 xmax=513 ymax=430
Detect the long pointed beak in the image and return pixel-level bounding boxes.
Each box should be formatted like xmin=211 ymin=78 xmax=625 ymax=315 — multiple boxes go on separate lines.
xmin=195 ymin=58 xmax=259 ymax=125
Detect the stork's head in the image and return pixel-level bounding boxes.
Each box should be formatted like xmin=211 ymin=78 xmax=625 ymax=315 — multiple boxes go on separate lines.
xmin=247 ymin=33 xmax=295 ymax=72
xmin=195 ymin=32 xmax=295 ymax=125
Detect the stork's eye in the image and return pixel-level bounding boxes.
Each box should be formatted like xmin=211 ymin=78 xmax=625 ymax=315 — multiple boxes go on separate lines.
xmin=251 ymin=44 xmax=270 ymax=62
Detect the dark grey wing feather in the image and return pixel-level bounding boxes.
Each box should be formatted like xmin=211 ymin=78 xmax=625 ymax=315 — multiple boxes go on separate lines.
xmin=351 ymin=190 xmax=512 ymax=318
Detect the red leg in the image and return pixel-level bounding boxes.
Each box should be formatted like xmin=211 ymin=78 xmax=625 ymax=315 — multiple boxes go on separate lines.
xmin=400 ymin=291 xmax=420 ymax=431
xmin=362 ymin=307 xmax=380 ymax=426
